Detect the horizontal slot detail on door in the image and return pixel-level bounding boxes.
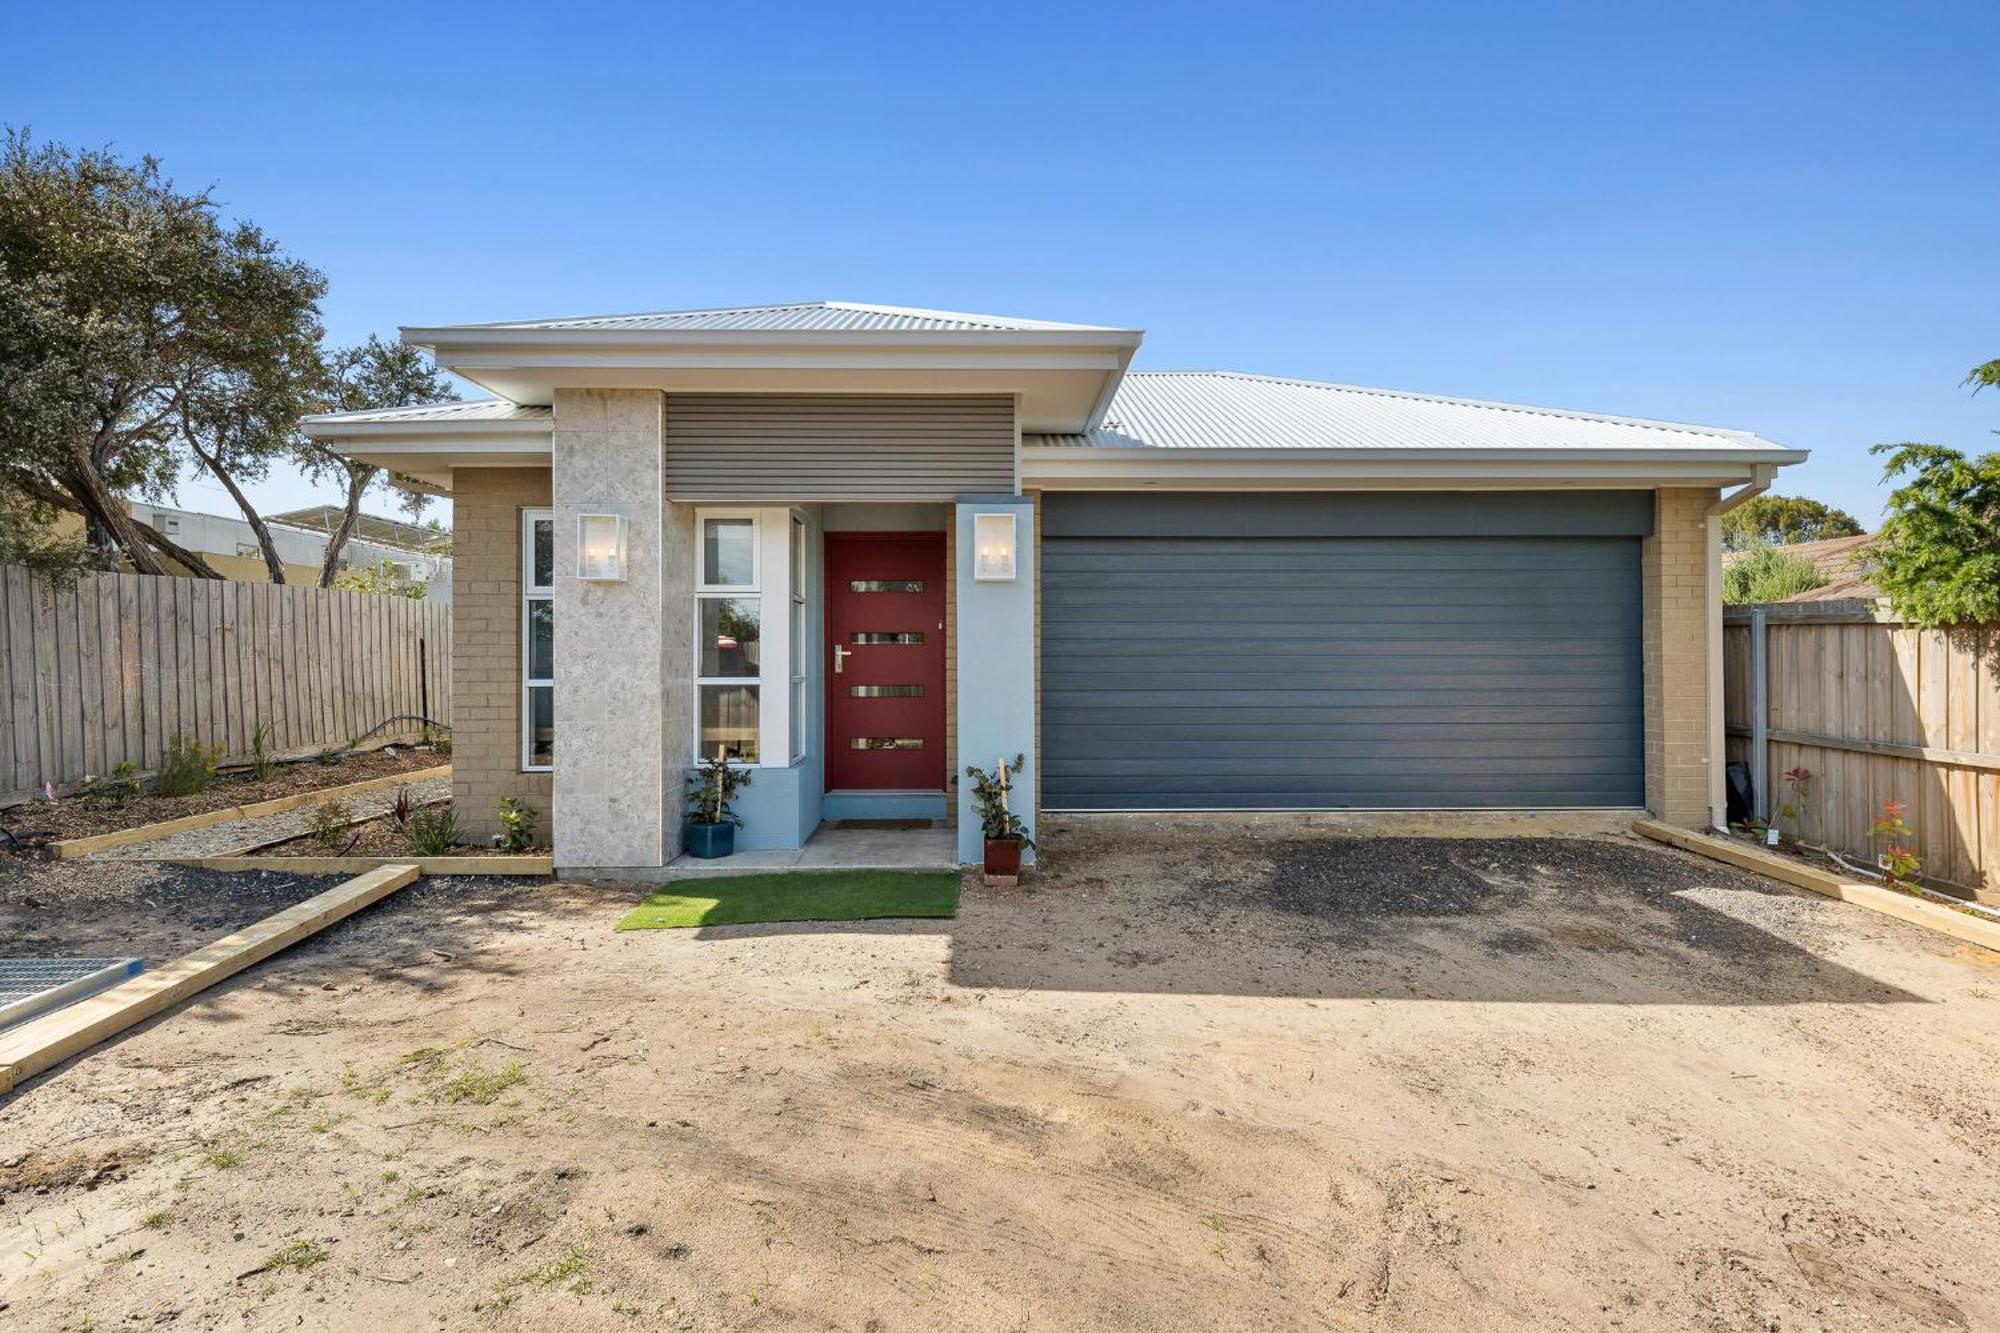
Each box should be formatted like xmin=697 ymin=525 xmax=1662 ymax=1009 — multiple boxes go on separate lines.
xmin=850 ymin=580 xmax=924 ymax=593
xmin=851 ymin=737 xmax=925 ymax=750
xmin=851 ymin=631 xmax=923 ymax=645
xmin=850 ymin=684 xmax=925 ymax=697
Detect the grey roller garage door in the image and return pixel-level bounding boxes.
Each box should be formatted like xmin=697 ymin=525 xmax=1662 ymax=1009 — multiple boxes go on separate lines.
xmin=1040 ymin=494 xmax=1645 ymax=810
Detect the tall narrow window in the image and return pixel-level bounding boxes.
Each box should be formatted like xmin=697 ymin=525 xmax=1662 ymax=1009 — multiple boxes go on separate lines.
xmin=522 ymin=509 xmax=554 ymax=771
xmin=790 ymin=514 xmax=807 ymax=762
xmin=696 ymin=515 xmax=760 ymax=761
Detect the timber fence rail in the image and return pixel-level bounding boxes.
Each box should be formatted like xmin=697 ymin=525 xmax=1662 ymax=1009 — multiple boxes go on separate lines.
xmin=0 ymin=565 xmax=450 ymax=804
xmin=1724 ymin=599 xmax=1998 ymax=900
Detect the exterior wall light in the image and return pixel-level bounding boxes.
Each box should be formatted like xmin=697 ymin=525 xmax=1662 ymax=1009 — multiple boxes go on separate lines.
xmin=973 ymin=512 xmax=1017 ymax=582
xmin=577 ymin=513 xmax=628 ymax=582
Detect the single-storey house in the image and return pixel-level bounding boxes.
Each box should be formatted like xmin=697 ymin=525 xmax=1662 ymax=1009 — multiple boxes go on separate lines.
xmin=303 ymin=301 xmax=1807 ymax=875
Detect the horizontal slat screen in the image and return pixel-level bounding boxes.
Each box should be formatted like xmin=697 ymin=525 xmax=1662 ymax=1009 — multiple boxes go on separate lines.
xmin=665 ymin=395 xmax=1015 ymax=501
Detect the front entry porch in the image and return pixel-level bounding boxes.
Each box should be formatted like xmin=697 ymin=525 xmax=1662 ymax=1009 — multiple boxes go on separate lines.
xmin=664 ymin=822 xmax=957 ymax=879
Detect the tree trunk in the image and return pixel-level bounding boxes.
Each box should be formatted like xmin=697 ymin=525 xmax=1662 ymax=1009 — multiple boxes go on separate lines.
xmin=10 ymin=470 xmax=226 ymax=579
xmin=61 ymin=449 xmax=169 ymax=577
xmin=317 ymin=463 xmax=375 ymax=587
xmin=189 ymin=441 xmax=288 ymax=583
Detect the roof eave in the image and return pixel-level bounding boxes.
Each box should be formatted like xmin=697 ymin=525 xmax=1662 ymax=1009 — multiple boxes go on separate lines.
xmin=401 ymin=326 xmax=1145 ymax=352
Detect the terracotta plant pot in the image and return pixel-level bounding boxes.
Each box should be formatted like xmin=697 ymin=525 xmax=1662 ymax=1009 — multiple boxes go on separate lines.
xmin=983 ymin=835 xmax=1023 ymax=885
xmin=685 ymin=821 xmax=735 ymax=859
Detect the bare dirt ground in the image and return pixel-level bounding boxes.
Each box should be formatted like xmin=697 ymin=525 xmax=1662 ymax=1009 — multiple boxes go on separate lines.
xmin=2 ymin=819 xmax=1997 ymax=1332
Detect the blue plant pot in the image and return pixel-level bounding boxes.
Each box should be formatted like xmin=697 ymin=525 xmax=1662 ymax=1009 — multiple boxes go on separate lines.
xmin=684 ymin=821 xmax=735 ymax=859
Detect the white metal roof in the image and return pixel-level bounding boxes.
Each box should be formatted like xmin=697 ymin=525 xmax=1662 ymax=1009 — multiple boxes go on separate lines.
xmin=426 ymin=301 xmax=1127 ymax=335
xmin=302 ymin=399 xmax=552 ymax=428
xmin=1026 ymin=371 xmax=1797 ymax=456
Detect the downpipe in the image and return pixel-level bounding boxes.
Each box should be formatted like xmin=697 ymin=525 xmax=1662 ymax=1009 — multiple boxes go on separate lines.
xmin=1704 ymin=465 xmax=1777 ymax=832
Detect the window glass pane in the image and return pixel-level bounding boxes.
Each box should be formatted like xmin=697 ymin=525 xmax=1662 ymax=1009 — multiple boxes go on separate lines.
xmin=703 ymin=517 xmax=755 ymax=587
xmin=791 ymin=678 xmax=805 ymax=761
xmin=699 ymin=597 xmax=760 ymax=677
xmin=699 ymin=684 xmax=759 ymax=762
xmin=532 ymin=518 xmax=554 ymax=588
xmin=789 ymin=598 xmax=803 ymax=677
xmin=527 ymin=685 xmax=554 ymax=767
xmin=527 ymin=599 xmax=554 ymax=680
xmin=791 ymin=515 xmax=805 ymax=593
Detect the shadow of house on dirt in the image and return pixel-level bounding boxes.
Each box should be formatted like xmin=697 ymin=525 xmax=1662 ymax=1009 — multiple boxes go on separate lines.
xmin=691 ymin=831 xmax=1925 ymax=1007
xmin=942 ymin=834 xmax=1926 ymax=1005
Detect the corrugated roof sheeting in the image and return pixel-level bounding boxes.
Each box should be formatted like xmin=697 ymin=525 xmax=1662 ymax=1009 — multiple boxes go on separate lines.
xmin=1028 ymin=371 xmax=1781 ymax=453
xmin=304 ymin=400 xmax=553 ymax=427
xmin=462 ymin=301 xmax=1120 ymax=334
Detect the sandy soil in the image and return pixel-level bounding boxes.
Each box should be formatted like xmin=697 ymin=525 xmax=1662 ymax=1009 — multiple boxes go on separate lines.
xmin=0 ymin=745 xmax=447 ymax=845
xmin=2 ymin=820 xmax=1997 ymax=1331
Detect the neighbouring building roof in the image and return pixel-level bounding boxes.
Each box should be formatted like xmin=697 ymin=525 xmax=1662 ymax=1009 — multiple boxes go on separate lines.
xmin=421 ymin=300 xmax=1128 ymax=335
xmin=266 ymin=505 xmax=450 ymax=552
xmin=1025 ymin=370 xmax=1790 ymax=455
xmin=1723 ymin=533 xmax=1882 ymax=602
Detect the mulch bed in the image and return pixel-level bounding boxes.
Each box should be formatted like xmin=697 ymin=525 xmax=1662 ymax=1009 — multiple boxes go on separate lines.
xmin=0 ymin=745 xmax=448 ymax=844
xmin=260 ymin=813 xmax=544 ymax=859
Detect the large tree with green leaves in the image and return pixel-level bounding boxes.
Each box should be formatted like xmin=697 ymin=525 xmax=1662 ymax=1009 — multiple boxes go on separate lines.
xmin=1719 ymin=494 xmax=1864 ymax=551
xmin=1868 ymin=441 xmax=2000 ymax=627
xmin=0 ymin=129 xmax=328 ymax=577
xmin=306 ymin=335 xmax=456 ymax=586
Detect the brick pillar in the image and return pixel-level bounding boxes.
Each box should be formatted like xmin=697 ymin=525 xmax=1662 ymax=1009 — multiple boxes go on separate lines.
xmin=447 ymin=468 xmax=554 ymax=841
xmin=1643 ymin=487 xmax=1719 ymax=827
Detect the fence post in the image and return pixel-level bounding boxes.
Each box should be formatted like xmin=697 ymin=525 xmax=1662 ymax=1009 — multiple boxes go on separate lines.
xmin=1749 ymin=604 xmax=1769 ymax=822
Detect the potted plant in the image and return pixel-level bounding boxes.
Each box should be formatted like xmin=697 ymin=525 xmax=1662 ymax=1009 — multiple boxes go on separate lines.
xmin=685 ymin=748 xmax=753 ymax=858
xmin=965 ymin=754 xmax=1033 ymax=885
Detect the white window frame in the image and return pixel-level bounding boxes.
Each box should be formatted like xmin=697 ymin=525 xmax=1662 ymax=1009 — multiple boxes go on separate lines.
xmin=790 ymin=511 xmax=808 ymax=763
xmin=693 ymin=508 xmax=794 ymax=768
xmin=521 ymin=508 xmax=554 ymax=772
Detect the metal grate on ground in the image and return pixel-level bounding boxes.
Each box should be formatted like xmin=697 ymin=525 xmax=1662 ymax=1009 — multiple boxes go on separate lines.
xmin=0 ymin=959 xmax=144 ymax=1031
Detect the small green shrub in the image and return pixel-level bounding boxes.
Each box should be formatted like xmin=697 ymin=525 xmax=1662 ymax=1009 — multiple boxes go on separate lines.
xmin=78 ymin=761 xmax=141 ymax=804
xmin=497 ymin=795 xmax=538 ymax=853
xmin=154 ymin=734 xmax=221 ymax=797
xmin=404 ymin=804 xmax=460 ymax=856
xmin=250 ymin=721 xmax=277 ymax=781
xmin=1722 ymin=545 xmax=1828 ymax=606
xmin=307 ymin=799 xmax=354 ymax=851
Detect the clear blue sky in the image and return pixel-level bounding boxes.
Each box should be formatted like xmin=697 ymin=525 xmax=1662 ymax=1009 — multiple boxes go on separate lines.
xmin=10 ymin=1 xmax=1997 ymax=527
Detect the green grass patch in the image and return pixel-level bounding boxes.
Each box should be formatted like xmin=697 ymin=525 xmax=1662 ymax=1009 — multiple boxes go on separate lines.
xmin=614 ymin=870 xmax=959 ymax=930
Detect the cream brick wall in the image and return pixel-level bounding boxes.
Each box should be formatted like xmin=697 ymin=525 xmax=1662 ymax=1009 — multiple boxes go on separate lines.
xmin=1643 ymin=487 xmax=1718 ymax=827
xmin=450 ymin=467 xmax=553 ymax=840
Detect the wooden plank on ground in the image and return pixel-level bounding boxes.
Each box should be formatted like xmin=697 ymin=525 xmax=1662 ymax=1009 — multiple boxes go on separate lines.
xmin=1632 ymin=820 xmax=2000 ymax=955
xmin=0 ymin=864 xmax=420 ymax=1095
xmin=167 ymin=854 xmax=551 ymax=876
xmin=44 ymin=764 xmax=451 ymax=859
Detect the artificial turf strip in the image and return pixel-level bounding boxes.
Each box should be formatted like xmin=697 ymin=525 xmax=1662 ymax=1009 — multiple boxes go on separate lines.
xmin=614 ymin=870 xmax=960 ymax=930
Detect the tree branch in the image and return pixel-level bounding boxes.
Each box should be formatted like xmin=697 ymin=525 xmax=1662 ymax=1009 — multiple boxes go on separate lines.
xmin=8 ymin=470 xmax=225 ymax=579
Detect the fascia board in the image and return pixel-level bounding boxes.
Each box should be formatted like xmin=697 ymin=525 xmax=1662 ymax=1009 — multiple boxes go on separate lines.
xmin=401 ymin=327 xmax=1144 ymax=353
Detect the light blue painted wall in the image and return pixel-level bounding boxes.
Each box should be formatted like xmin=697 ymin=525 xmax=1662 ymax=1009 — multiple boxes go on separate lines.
xmin=953 ymin=497 xmax=1037 ymax=865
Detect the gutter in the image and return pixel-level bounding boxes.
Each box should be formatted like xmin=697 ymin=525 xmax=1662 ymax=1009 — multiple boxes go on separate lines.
xmin=1703 ymin=464 xmax=1777 ymax=831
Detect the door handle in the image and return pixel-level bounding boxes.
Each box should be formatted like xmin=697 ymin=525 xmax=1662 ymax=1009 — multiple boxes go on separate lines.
xmin=833 ymin=645 xmax=852 ymax=674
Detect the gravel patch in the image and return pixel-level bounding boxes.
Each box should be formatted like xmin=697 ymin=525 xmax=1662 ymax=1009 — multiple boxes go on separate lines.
xmin=84 ymin=776 xmax=452 ymax=860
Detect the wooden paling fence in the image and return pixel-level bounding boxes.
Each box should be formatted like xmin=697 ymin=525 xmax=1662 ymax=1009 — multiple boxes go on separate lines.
xmin=0 ymin=565 xmax=450 ymax=805
xmin=1724 ymin=600 xmax=1998 ymax=900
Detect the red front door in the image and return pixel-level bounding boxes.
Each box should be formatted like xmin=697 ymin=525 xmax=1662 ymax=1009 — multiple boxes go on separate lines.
xmin=825 ymin=533 xmax=947 ymax=790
